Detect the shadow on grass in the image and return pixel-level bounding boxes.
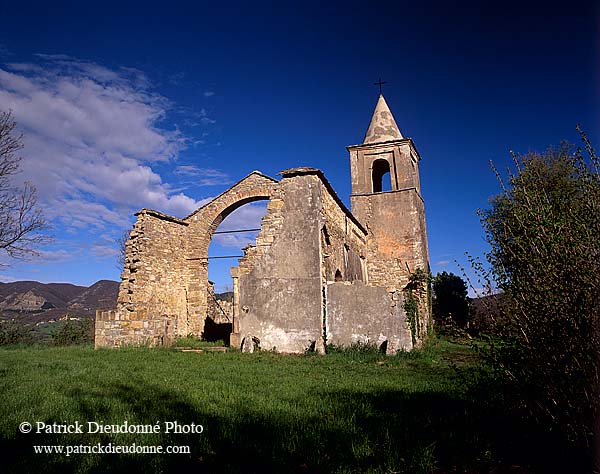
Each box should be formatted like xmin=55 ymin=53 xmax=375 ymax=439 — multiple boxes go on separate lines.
xmin=0 ymin=371 xmax=584 ymax=474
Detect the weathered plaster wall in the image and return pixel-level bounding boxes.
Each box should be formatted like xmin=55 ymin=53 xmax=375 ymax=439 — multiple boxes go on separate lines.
xmin=326 ymin=281 xmax=411 ymax=353
xmin=237 ymin=173 xmax=324 ymax=353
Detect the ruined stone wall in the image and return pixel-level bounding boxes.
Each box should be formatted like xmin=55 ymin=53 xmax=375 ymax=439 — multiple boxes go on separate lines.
xmin=120 ymin=210 xmax=190 ymax=331
xmin=326 ymin=281 xmax=411 ymax=353
xmin=95 ymin=172 xmax=278 ymax=348
xmin=95 ymin=210 xmax=189 ymax=347
xmin=95 ymin=309 xmax=174 ymax=348
xmin=320 ymin=176 xmax=368 ymax=283
xmin=236 ymin=173 xmax=324 ymax=353
xmin=95 ymin=158 xmax=428 ymax=350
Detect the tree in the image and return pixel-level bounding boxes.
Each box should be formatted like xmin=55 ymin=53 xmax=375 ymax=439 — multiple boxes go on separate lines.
xmin=116 ymin=230 xmax=129 ymax=270
xmin=0 ymin=111 xmax=46 ymax=262
xmin=431 ymin=271 xmax=470 ymax=328
xmin=477 ymin=130 xmax=600 ymax=462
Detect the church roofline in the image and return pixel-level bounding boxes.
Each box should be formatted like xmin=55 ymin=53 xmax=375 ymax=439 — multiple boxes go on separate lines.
xmin=135 ymin=208 xmax=189 ymax=225
xmin=278 ymin=167 xmax=368 ymax=236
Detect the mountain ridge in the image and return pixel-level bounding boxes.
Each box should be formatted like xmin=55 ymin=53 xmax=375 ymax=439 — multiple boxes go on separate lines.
xmin=0 ymin=280 xmax=119 ymax=320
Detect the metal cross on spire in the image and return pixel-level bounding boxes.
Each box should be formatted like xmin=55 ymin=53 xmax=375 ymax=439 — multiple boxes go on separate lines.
xmin=374 ymin=78 xmax=387 ymax=95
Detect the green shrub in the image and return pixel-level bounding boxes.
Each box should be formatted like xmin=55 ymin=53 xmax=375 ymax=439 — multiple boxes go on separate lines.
xmin=475 ymin=130 xmax=600 ymax=460
xmin=52 ymin=318 xmax=94 ymax=346
xmin=0 ymin=319 xmax=32 ymax=345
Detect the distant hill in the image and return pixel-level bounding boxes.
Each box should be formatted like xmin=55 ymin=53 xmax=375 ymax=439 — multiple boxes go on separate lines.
xmin=0 ymin=280 xmax=119 ymax=323
xmin=0 ymin=281 xmax=86 ymax=310
xmin=215 ymin=291 xmax=233 ymax=302
xmin=68 ymin=280 xmax=120 ymax=311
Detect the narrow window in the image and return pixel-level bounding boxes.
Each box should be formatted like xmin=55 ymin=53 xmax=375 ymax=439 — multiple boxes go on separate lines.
xmin=372 ymin=159 xmax=391 ymax=192
xmin=334 ymin=269 xmax=343 ymax=282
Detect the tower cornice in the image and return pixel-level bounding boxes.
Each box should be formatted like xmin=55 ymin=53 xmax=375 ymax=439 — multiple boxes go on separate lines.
xmin=346 ymin=137 xmax=421 ymax=161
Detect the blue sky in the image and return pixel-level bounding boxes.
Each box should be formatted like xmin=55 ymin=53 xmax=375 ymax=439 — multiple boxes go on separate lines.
xmin=0 ymin=1 xmax=597 ymax=294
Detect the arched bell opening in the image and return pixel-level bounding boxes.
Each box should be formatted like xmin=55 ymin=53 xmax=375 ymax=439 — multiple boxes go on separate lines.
xmin=372 ymin=159 xmax=392 ymax=193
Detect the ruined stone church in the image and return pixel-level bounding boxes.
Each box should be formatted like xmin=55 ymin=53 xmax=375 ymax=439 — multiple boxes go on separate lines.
xmin=95 ymin=93 xmax=431 ymax=354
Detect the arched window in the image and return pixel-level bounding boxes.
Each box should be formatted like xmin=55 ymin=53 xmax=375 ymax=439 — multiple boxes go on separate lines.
xmin=334 ymin=269 xmax=343 ymax=282
xmin=372 ymin=159 xmax=391 ymax=193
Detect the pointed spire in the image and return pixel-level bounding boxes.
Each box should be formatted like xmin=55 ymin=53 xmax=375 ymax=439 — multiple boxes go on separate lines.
xmin=363 ymin=94 xmax=403 ymax=144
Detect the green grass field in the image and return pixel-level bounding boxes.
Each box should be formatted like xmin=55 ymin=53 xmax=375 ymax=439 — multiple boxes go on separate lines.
xmin=0 ymin=339 xmax=566 ymax=473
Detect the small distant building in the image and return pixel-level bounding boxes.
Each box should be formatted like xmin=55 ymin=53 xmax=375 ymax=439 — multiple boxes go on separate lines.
xmin=95 ymin=94 xmax=431 ymax=353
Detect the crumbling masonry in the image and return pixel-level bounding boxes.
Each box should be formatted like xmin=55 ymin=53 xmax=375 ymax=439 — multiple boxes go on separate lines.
xmin=95 ymin=94 xmax=431 ymax=353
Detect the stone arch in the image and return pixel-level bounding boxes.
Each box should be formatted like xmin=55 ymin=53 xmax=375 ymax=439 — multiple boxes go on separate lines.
xmin=181 ymin=171 xmax=279 ymax=337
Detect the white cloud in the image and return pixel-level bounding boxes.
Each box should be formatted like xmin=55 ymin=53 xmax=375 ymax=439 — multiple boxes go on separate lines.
xmin=38 ymin=249 xmax=74 ymax=262
xmin=0 ymin=56 xmax=215 ymax=230
xmin=183 ymin=108 xmax=216 ymax=126
xmin=174 ymin=165 xmax=230 ymax=186
xmin=91 ymin=244 xmax=119 ymax=258
xmin=174 ymin=165 xmax=225 ymax=177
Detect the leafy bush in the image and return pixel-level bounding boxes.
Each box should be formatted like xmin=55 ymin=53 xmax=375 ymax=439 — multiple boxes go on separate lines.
xmin=0 ymin=319 xmax=33 ymax=345
xmin=476 ymin=131 xmax=600 ymax=460
xmin=52 ymin=318 xmax=94 ymax=346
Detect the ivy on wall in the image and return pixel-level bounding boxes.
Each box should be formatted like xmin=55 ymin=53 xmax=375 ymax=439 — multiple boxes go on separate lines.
xmin=403 ymin=268 xmax=431 ymax=346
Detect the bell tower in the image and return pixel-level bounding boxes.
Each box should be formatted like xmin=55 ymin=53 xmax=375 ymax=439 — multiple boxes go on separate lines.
xmin=347 ymin=93 xmax=429 ymax=290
